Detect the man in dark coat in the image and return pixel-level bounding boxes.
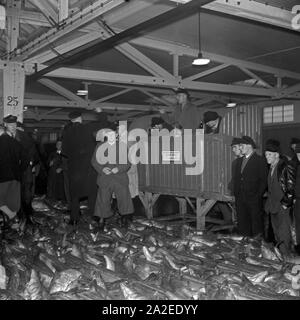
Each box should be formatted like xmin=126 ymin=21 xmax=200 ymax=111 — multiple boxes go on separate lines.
xmin=4 ymin=115 xmax=39 ymax=220
xmin=161 ymin=88 xmax=202 ymax=130
xmin=264 ymin=139 xmax=295 ymax=258
xmin=47 ymin=139 xmax=66 ymax=201
xmin=62 ymin=111 xmax=92 ymax=225
xmin=234 ymin=135 xmax=268 ymax=237
xmin=0 ymin=120 xmax=27 ymax=221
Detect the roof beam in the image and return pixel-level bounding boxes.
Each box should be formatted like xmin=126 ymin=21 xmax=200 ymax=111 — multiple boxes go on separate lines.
xmin=136 ymin=89 xmax=174 ymax=107
xmin=58 ymin=0 xmax=69 ymax=22
xmin=184 ymin=64 xmax=230 ymax=81
xmin=45 ymin=67 xmax=278 ymax=97
xmin=24 ymin=110 xmax=97 ymax=121
xmin=93 ymin=21 xmax=174 ymax=78
xmin=6 ymin=0 xmax=21 ymax=53
xmin=128 ymin=36 xmax=300 ymax=81
xmin=27 ymin=0 xmax=215 ymax=81
xmin=276 ymin=83 xmax=300 ymax=98
xmin=24 ymin=99 xmax=161 ymax=111
xmin=194 ymin=97 xmax=216 ymax=106
xmin=9 ymin=0 xmax=127 ymax=61
xmin=203 ymin=0 xmax=299 ymax=32
xmin=6 ymin=9 xmax=51 ymax=27
xmin=238 ymin=66 xmax=273 ymax=89
xmin=90 ymin=88 xmax=132 ymax=105
xmin=28 ymin=0 xmax=58 ymax=27
xmin=25 ymin=0 xmax=162 ymax=64
xmin=38 ymin=78 xmax=88 ymax=106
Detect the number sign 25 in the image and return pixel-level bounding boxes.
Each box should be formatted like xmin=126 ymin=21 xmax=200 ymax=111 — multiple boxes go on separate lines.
xmin=7 ymin=96 xmax=19 ymax=107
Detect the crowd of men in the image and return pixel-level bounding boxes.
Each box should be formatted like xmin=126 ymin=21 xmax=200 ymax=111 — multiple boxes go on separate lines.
xmin=6 ymin=88 xmax=299 ymax=260
xmin=0 ymin=88 xmax=222 ymax=234
xmin=230 ymin=135 xmax=300 ymax=259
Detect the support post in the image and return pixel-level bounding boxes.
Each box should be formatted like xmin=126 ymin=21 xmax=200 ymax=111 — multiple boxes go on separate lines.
xmin=58 ymin=0 xmax=69 ymax=22
xmin=2 ymin=62 xmax=25 ymax=122
xmin=6 ymin=0 xmax=21 ymax=53
xmin=196 ymin=198 xmax=216 ymax=230
xmin=176 ymin=197 xmax=187 ymax=217
xmin=172 ymin=53 xmax=179 ymax=77
xmin=139 ymin=192 xmax=160 ymax=219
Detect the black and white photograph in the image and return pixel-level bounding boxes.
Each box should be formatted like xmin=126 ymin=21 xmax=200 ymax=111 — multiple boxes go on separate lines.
xmin=1 ymin=0 xmax=300 ymax=306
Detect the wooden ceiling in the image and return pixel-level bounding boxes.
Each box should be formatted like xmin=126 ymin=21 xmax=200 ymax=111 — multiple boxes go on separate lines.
xmin=0 ymin=0 xmax=299 ymax=129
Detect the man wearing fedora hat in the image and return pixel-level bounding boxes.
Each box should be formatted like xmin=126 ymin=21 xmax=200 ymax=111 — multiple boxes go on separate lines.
xmin=234 ymin=135 xmax=268 ymax=237
xmin=264 ymin=139 xmax=295 ymax=258
xmin=161 ymin=88 xmax=202 ymax=130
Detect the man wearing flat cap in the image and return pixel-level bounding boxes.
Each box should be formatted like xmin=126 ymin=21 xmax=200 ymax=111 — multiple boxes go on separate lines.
xmin=161 ymin=88 xmax=202 ymax=130
xmin=203 ymin=111 xmax=222 ymax=134
xmin=3 ymin=115 xmax=18 ymax=138
xmin=234 ymin=135 xmax=268 ymax=237
xmin=264 ymin=139 xmax=295 ymax=258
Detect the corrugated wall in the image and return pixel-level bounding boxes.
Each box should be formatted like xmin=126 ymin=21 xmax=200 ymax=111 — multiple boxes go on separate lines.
xmin=221 ymin=104 xmax=263 ymax=150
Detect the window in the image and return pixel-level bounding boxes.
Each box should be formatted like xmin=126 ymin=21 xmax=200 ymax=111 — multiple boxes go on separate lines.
xmin=263 ymin=104 xmax=294 ymax=124
xmin=49 ymin=132 xmax=57 ymax=142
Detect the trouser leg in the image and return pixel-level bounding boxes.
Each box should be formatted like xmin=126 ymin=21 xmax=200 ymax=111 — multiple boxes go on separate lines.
xmin=236 ymin=196 xmax=252 ymax=236
xmin=63 ymin=171 xmax=71 ymax=206
xmin=114 ymin=182 xmax=134 ymax=216
xmin=248 ymin=200 xmax=263 ymax=237
xmin=271 ymin=207 xmax=292 ymax=256
xmin=94 ymin=185 xmax=113 ymax=219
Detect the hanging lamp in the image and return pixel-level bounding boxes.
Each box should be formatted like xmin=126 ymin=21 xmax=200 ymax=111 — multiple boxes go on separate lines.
xmin=192 ymin=11 xmax=210 ymax=66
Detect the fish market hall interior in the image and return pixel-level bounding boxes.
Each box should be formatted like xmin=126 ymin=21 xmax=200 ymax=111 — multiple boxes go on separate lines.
xmin=1 ymin=0 xmax=300 ymax=301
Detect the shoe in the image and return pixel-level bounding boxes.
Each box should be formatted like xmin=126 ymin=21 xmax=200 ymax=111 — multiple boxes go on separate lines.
xmin=93 ymin=216 xmax=100 ymax=223
xmin=121 ymin=215 xmax=132 ymax=229
xmin=10 ymin=216 xmax=21 ymax=230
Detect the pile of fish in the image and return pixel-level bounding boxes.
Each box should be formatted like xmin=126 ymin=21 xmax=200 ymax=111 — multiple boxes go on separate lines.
xmin=1 ymin=196 xmax=300 ymax=300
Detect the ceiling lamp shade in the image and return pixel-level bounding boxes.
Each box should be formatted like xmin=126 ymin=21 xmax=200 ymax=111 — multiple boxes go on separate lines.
xmin=77 ymin=82 xmax=90 ymax=96
xmin=77 ymin=89 xmax=88 ymax=96
xmin=226 ymin=101 xmax=237 ymax=108
xmin=192 ymin=52 xmax=210 ymax=66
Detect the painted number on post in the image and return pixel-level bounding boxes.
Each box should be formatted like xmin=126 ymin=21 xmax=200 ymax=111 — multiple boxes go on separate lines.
xmin=7 ymin=96 xmax=19 ymax=107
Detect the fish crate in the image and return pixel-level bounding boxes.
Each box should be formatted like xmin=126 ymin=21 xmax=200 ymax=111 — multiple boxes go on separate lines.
xmin=138 ymin=132 xmax=234 ymax=200
xmin=137 ymin=132 xmax=234 ymax=230
xmin=137 ymin=104 xmax=263 ymax=230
